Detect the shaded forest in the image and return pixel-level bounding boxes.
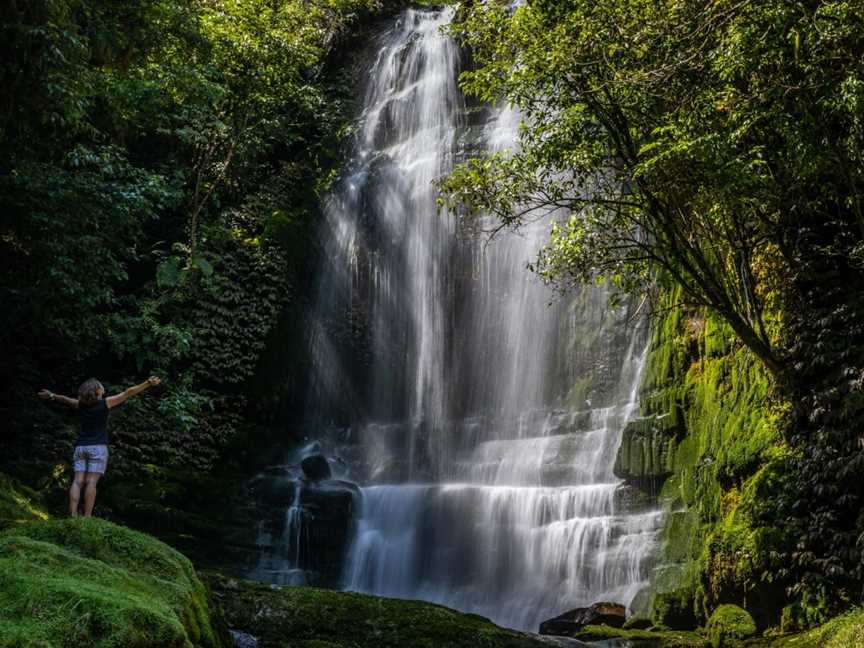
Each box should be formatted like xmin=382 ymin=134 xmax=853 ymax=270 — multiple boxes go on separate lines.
xmin=1 ymin=0 xmax=392 ymax=483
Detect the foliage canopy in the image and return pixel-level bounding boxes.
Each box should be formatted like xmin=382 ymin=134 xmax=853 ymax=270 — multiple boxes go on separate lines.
xmin=0 ymin=0 xmax=382 ymax=471
xmin=443 ymin=0 xmax=864 ymax=378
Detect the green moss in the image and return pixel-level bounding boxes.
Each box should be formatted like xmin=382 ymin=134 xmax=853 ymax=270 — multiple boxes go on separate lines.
xmin=571 ymin=623 xmax=708 ymax=647
xmin=614 ymin=414 xmax=681 ymax=485
xmin=0 ymin=518 xmax=223 ymax=648
xmin=641 ymin=286 xmax=688 ymax=393
xmin=0 ymin=472 xmax=48 ymax=530
xmin=566 ymin=375 xmax=595 ymax=409
xmin=652 ymin=584 xmax=701 ymax=630
xmin=770 ymin=608 xmax=864 ymax=647
xmin=205 ymin=573 xmax=551 ymax=648
xmin=706 ymin=605 xmax=756 ymax=647
xmin=635 ymin=291 xmax=789 ymax=628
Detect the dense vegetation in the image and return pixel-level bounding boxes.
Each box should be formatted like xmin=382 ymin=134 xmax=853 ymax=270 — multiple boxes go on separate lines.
xmin=444 ymin=0 xmax=864 ymax=630
xmin=0 ymin=0 xmax=391 ymax=496
xmin=4 ymin=0 xmax=864 ymax=643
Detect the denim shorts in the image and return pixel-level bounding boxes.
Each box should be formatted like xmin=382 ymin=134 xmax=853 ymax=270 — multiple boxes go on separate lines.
xmin=73 ymin=445 xmax=109 ymax=474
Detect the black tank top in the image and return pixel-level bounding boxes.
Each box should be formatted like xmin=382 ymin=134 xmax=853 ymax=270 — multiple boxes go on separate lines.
xmin=76 ymin=399 xmax=109 ymax=446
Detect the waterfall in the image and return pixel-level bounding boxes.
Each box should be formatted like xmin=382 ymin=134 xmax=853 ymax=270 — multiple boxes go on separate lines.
xmin=303 ymin=7 xmax=662 ymax=632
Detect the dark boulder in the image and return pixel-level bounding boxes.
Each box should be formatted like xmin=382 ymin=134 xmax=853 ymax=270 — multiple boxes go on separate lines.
xmin=296 ymin=479 xmax=360 ymax=586
xmin=539 ymin=602 xmax=626 ymax=636
xmin=300 ymin=454 xmax=332 ymax=481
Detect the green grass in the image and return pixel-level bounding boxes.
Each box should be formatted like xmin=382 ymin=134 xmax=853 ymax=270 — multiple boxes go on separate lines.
xmin=0 ymin=518 xmax=223 ymax=648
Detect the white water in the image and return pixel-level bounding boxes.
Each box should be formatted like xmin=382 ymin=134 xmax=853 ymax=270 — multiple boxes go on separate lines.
xmin=304 ymin=7 xmax=662 ymax=632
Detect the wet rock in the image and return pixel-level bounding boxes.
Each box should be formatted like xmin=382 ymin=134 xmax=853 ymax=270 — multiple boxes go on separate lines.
xmin=300 ymin=479 xmax=359 ymax=512
xmin=301 ymin=454 xmax=332 ymax=481
xmin=628 ymin=585 xmax=654 ymax=619
xmin=613 ymin=415 xmax=679 ymax=493
xmin=297 ymin=479 xmax=360 ymax=586
xmin=539 ymin=602 xmax=626 ymax=636
xmin=229 ymin=629 xmax=258 ymax=648
xmin=614 ymin=483 xmax=655 ymax=513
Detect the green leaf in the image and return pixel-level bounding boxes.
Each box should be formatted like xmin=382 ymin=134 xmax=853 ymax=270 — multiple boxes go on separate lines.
xmin=192 ymin=256 xmax=214 ymax=276
xmin=156 ymin=257 xmax=182 ymax=288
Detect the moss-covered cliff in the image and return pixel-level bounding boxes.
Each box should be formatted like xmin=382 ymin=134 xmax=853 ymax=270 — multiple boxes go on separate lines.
xmin=619 ymin=288 xmax=795 ymax=630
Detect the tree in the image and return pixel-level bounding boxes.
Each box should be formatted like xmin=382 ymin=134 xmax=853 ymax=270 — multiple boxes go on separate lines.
xmin=441 ymin=0 xmax=864 ymax=381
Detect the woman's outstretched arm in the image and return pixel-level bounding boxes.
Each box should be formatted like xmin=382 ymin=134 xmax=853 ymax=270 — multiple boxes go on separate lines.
xmin=106 ymin=376 xmax=161 ymax=409
xmin=37 ymin=390 xmax=78 ymax=409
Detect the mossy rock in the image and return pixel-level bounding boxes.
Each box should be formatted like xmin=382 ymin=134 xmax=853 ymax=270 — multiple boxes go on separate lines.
xmin=623 ymin=616 xmax=653 ymax=630
xmin=770 ymin=608 xmax=864 ymax=647
xmin=652 ymin=588 xmax=700 ymax=630
xmin=0 ymin=472 xmax=48 ymax=529
xmin=0 ymin=518 xmax=224 ymax=648
xmin=706 ymin=605 xmax=756 ymax=647
xmin=571 ymin=623 xmax=708 ymax=647
xmin=204 ymin=573 xmax=581 ymax=648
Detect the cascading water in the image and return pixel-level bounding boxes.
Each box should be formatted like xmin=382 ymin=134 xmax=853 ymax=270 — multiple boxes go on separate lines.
xmin=298 ymin=6 xmax=663 ymax=632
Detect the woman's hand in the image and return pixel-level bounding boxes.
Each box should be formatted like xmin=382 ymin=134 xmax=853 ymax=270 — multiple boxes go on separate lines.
xmin=147 ymin=376 xmax=161 ymax=387
xmin=37 ymin=389 xmax=53 ymax=401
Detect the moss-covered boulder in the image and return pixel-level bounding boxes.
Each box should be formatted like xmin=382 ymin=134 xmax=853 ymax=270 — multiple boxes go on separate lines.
xmin=706 ymin=605 xmax=756 ymax=647
xmin=771 ymin=608 xmax=864 ymax=647
xmin=0 ymin=518 xmax=225 ymax=648
xmin=571 ymin=623 xmax=709 ymax=647
xmin=205 ymin=573 xmax=587 ymax=648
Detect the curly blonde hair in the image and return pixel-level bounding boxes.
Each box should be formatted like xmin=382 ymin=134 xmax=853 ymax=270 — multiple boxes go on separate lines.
xmin=77 ymin=378 xmax=104 ymax=407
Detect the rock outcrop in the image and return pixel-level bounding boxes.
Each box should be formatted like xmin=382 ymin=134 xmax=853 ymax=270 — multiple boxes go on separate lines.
xmin=245 ymin=456 xmax=360 ymax=588
xmin=613 ymin=413 xmax=681 ymax=493
xmin=301 ymin=454 xmax=333 ymax=481
xmin=206 ymin=573 xmax=591 ymax=648
xmin=539 ymin=602 xmax=626 ymax=636
xmin=297 ymin=478 xmax=360 ymax=585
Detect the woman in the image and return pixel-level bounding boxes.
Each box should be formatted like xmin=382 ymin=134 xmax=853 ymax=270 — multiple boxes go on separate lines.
xmin=38 ymin=376 xmax=161 ymax=517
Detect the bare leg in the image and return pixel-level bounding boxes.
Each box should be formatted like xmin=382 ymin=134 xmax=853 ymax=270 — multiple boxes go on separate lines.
xmin=69 ymin=472 xmax=86 ymax=517
xmin=82 ymin=472 xmax=101 ymax=517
